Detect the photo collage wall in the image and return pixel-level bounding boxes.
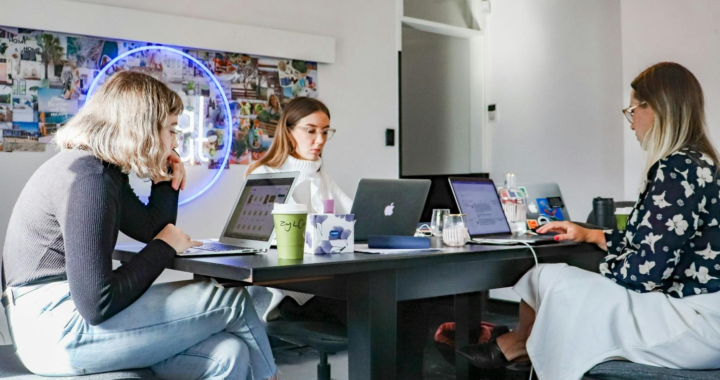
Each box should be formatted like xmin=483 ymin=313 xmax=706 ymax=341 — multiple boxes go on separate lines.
xmin=0 ymin=26 xmax=319 ymax=169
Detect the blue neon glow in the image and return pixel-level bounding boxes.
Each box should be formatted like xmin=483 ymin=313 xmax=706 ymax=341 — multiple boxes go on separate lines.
xmin=87 ymin=46 xmax=232 ymax=206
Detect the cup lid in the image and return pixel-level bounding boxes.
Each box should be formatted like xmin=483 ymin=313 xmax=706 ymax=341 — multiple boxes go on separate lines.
xmin=615 ymin=207 xmax=633 ymax=215
xmin=272 ymin=203 xmax=308 ymax=214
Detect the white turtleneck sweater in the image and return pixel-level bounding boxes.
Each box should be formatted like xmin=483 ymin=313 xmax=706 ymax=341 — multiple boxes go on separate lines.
xmin=250 ymin=156 xmax=353 ymax=214
xmin=250 ymin=156 xmax=354 ymax=320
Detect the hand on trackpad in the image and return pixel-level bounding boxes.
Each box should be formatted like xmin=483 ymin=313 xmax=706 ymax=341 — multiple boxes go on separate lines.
xmin=530 ymin=226 xmax=559 ymax=236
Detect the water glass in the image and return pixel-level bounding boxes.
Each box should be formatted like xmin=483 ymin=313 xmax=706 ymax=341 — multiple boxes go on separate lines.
xmin=442 ymin=214 xmax=469 ymax=247
xmin=430 ymin=208 xmax=450 ymax=237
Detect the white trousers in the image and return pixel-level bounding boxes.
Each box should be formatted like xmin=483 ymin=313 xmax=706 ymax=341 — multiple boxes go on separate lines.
xmin=514 ymin=264 xmax=720 ymax=380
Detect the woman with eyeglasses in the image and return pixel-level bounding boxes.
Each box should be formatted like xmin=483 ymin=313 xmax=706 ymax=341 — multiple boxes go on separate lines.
xmin=458 ymin=62 xmax=720 ymax=379
xmin=247 ymin=97 xmax=352 ymax=324
xmin=2 ymin=71 xmax=278 ymax=380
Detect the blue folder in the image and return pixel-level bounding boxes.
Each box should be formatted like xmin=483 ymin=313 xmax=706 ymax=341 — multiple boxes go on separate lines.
xmin=367 ymin=235 xmax=431 ymax=249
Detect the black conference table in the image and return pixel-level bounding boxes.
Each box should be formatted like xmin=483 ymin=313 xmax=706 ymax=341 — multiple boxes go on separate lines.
xmin=114 ymin=240 xmax=605 ymax=380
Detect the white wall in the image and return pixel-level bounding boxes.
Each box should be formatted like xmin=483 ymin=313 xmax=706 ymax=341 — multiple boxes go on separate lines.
xmin=621 ymin=0 xmax=720 ymax=200
xmin=485 ymin=0 xmax=625 ymax=221
xmin=401 ymin=27 xmax=472 ymax=176
xmin=0 ymin=0 xmax=399 ymax=344
xmin=404 ymin=0 xmax=471 ymax=28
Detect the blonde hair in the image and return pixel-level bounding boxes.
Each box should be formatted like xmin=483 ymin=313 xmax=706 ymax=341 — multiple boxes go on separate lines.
xmin=633 ymin=62 xmax=719 ymax=176
xmin=54 ymin=71 xmax=183 ymax=180
xmin=247 ymin=97 xmax=330 ymax=175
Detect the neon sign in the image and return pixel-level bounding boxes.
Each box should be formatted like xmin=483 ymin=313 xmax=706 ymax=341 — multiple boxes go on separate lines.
xmin=87 ymin=46 xmax=232 ymax=205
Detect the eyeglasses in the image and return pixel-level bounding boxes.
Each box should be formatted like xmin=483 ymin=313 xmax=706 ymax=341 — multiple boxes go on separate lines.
xmin=622 ymin=102 xmax=646 ymax=124
xmin=170 ymin=128 xmax=181 ymax=143
xmin=294 ymin=125 xmax=336 ymax=140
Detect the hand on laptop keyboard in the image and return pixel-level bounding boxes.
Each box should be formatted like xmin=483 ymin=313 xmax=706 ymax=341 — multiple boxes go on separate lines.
xmin=196 ymin=242 xmax=247 ymax=252
xmin=155 ymin=224 xmax=202 ymax=253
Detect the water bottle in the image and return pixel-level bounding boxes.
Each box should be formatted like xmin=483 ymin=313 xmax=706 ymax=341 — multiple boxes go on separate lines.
xmin=499 ymin=173 xmax=528 ymax=235
xmin=592 ymin=197 xmax=615 ymax=229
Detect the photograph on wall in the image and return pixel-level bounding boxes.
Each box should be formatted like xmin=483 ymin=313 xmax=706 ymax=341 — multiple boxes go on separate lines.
xmin=0 ymin=104 xmax=11 ymax=122
xmin=66 ymin=36 xmax=103 ymax=70
xmin=208 ymin=158 xmax=230 ymax=170
xmin=11 ymin=94 xmax=36 ymax=122
xmin=38 ymin=87 xmax=78 ymax=124
xmin=230 ymin=118 xmax=251 ymax=165
xmin=0 ymin=121 xmax=10 ymax=152
xmin=0 ymin=57 xmax=9 ymax=83
xmin=247 ymin=118 xmax=272 ymax=162
xmin=0 ymin=27 xmax=18 ymax=39
xmin=0 ymin=24 xmax=319 ymax=159
xmin=3 ymin=121 xmax=44 ymax=152
xmin=278 ymin=59 xmax=318 ymax=99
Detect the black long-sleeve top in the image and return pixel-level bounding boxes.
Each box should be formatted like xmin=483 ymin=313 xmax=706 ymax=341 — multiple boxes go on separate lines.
xmin=2 ymin=149 xmax=177 ymax=325
xmin=602 ymin=148 xmax=720 ymax=298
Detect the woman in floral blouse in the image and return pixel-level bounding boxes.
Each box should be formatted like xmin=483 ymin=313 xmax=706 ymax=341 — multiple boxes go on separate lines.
xmin=458 ymin=62 xmax=720 ymax=380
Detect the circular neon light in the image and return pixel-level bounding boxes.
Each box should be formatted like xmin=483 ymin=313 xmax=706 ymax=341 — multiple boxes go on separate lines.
xmin=87 ymin=46 xmax=232 ymax=206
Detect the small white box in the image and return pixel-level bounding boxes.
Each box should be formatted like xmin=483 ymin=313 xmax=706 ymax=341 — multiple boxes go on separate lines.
xmin=304 ymin=214 xmax=355 ymax=254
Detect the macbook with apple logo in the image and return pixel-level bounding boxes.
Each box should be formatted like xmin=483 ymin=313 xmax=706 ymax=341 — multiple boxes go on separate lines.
xmin=351 ymin=179 xmax=431 ymax=242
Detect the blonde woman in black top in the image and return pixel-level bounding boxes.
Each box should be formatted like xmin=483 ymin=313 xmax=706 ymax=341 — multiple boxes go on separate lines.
xmin=2 ymin=71 xmax=277 ymax=380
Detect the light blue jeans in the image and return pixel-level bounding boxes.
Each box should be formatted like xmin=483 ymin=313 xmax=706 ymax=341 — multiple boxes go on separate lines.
xmin=5 ymin=279 xmax=277 ymax=379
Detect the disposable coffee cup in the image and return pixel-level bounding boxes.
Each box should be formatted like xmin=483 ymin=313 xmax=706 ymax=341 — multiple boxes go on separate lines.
xmin=615 ymin=207 xmax=633 ymax=231
xmin=272 ymin=203 xmax=308 ymax=260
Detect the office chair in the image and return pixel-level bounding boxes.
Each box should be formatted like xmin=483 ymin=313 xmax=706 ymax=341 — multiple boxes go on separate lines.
xmin=0 ymin=344 xmax=158 ymax=380
xmin=584 ymin=361 xmax=720 ymax=380
xmin=586 ymin=201 xmax=636 ymax=229
xmin=266 ymin=321 xmax=347 ymax=380
xmin=582 ymin=199 xmax=720 ymax=379
xmin=247 ymin=286 xmax=348 ymax=380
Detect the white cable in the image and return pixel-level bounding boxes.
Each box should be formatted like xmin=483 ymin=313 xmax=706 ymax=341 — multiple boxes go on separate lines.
xmin=519 ymin=241 xmax=540 ymax=380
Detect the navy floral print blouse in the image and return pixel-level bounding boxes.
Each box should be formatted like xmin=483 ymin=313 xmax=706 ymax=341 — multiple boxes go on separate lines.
xmin=602 ymin=148 xmax=720 ymax=298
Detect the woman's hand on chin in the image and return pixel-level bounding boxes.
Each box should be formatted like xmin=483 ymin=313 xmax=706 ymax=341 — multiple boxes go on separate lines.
xmin=152 ymin=151 xmax=186 ymax=191
xmin=167 ymin=152 xmax=186 ymax=191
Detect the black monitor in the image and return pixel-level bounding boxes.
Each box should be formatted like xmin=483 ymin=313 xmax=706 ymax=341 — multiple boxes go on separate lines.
xmin=399 ymin=173 xmax=489 ymax=222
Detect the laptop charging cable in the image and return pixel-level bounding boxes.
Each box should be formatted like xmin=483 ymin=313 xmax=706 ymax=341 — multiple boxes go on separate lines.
xmin=518 ymin=241 xmax=540 ymax=380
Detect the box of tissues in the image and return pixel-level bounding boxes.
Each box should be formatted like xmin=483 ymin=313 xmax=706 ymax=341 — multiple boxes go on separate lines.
xmin=305 ymin=214 xmax=355 ymax=254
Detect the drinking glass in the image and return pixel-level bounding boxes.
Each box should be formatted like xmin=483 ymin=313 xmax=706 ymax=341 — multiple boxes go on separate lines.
xmin=430 ymin=208 xmax=450 ymax=237
xmin=442 ymin=214 xmax=469 ymax=247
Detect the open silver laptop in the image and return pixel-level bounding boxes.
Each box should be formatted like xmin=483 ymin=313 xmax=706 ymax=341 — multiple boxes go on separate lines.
xmin=522 ymin=182 xmax=572 ymax=223
xmin=448 ymin=177 xmax=557 ymax=245
xmin=179 ymin=172 xmax=299 ymax=257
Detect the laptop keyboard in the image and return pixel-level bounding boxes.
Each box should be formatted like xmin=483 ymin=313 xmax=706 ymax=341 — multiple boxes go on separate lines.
xmin=196 ymin=242 xmax=251 ymax=252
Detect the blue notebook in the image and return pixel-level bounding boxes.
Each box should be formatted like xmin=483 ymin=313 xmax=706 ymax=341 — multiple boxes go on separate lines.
xmin=367 ymin=235 xmax=431 ymax=249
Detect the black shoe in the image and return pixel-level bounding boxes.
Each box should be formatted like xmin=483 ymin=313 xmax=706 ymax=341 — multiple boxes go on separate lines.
xmin=457 ymin=340 xmax=509 ymax=370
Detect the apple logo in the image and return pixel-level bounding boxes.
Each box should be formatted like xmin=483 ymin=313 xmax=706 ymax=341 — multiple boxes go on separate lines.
xmin=384 ymin=202 xmax=395 ymax=216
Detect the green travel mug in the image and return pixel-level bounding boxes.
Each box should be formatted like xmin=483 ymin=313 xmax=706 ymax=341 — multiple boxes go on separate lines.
xmin=272 ymin=203 xmax=308 ymax=260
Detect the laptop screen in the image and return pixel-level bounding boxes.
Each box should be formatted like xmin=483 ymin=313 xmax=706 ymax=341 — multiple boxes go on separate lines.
xmin=450 ymin=179 xmax=511 ymax=236
xmin=222 ymin=177 xmax=294 ymax=242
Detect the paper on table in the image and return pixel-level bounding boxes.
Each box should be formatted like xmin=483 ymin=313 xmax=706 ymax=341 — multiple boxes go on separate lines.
xmin=354 ymin=244 xmax=445 ymax=255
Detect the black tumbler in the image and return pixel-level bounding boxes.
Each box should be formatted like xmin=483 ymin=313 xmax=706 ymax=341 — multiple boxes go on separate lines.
xmin=593 ymin=197 xmax=615 ymax=229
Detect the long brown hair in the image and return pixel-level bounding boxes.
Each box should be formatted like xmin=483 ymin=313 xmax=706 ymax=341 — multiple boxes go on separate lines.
xmin=632 ymin=62 xmax=719 ymax=174
xmin=247 ymin=97 xmax=330 ymax=174
xmin=54 ymin=70 xmax=183 ymax=181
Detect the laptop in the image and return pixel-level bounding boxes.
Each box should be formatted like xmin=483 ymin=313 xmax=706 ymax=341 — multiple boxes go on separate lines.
xmin=448 ymin=177 xmax=557 ymax=245
xmin=400 ymin=173 xmax=488 ymax=222
xmin=179 ymin=172 xmax=299 ymax=257
xmin=521 ymin=182 xmax=572 ymax=223
xmin=351 ymin=179 xmax=431 ymax=242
